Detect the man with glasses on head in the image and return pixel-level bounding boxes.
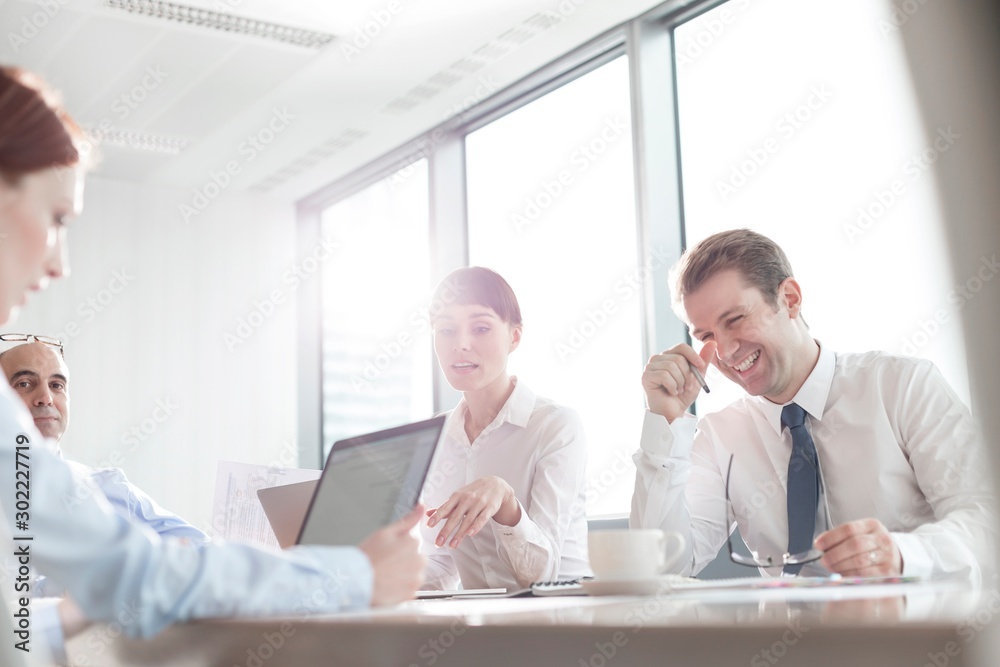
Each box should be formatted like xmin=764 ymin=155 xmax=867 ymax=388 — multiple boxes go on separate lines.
xmin=0 ymin=335 xmax=67 ymax=438
xmin=0 ymin=334 xmax=208 ymax=657
xmin=631 ymin=229 xmax=993 ymax=582
xmin=0 ymin=334 xmax=207 ymax=547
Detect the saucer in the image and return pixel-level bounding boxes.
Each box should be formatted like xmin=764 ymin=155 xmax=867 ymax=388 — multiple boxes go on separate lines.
xmin=581 ymin=575 xmax=692 ymax=596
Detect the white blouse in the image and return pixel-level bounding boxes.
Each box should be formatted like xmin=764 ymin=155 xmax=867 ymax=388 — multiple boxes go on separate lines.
xmin=420 ymin=379 xmax=591 ymax=589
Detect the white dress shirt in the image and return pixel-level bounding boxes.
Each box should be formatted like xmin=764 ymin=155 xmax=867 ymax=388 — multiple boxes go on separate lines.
xmin=0 ymin=380 xmax=373 ymax=650
xmin=421 ymin=379 xmax=591 ymax=589
xmin=631 ymin=344 xmax=994 ymax=582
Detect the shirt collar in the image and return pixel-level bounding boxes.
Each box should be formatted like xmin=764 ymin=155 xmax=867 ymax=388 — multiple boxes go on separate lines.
xmin=757 ymin=341 xmax=835 ymax=436
xmin=445 ymin=376 xmax=535 ymax=445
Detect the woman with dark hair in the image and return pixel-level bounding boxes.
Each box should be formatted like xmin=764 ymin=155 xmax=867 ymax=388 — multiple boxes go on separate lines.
xmin=421 ymin=267 xmax=590 ymax=590
xmin=0 ymin=66 xmax=425 ymax=661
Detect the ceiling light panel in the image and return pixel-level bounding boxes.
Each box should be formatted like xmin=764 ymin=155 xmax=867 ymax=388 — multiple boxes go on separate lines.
xmin=84 ymin=125 xmax=191 ymax=154
xmin=103 ymin=0 xmax=337 ymax=49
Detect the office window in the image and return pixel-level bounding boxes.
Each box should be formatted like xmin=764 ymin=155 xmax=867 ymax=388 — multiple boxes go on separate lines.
xmin=465 ymin=56 xmax=641 ymax=516
xmin=319 ymin=160 xmax=434 ymax=459
xmin=675 ymin=0 xmax=970 ymax=413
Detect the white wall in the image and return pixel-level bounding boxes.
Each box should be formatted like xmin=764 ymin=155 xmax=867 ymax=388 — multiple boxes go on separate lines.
xmin=12 ymin=176 xmax=302 ymax=533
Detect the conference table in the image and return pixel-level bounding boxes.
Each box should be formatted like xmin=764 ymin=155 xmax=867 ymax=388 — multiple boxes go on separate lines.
xmin=65 ymin=577 xmax=993 ymax=667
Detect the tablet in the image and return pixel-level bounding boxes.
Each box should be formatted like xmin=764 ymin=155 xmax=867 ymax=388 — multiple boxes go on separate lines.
xmin=295 ymin=415 xmax=445 ymax=546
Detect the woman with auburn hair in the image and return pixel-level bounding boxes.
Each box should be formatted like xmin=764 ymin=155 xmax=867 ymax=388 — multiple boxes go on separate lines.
xmin=421 ymin=266 xmax=590 ymax=590
xmin=0 ymin=66 xmax=424 ymax=661
xmin=0 ymin=67 xmax=84 ymax=321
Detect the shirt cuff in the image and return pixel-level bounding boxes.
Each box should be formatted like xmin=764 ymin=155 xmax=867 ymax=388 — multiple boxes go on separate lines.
xmin=32 ymin=598 xmax=66 ymax=665
xmin=301 ymin=545 xmax=374 ymax=610
xmin=493 ymin=499 xmax=531 ymax=543
xmin=892 ymin=531 xmax=933 ymax=579
xmin=640 ymin=411 xmax=697 ymax=459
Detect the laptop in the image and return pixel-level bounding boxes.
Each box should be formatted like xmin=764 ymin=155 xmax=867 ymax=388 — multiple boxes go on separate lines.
xmin=257 ymin=479 xmax=319 ymax=549
xmin=257 ymin=415 xmax=445 ymax=548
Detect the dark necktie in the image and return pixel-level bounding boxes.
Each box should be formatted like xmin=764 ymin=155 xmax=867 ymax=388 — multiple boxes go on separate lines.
xmin=782 ymin=402 xmax=819 ymax=575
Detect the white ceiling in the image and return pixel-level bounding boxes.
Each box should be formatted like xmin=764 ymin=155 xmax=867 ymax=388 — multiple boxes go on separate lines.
xmin=0 ymin=0 xmax=667 ymax=204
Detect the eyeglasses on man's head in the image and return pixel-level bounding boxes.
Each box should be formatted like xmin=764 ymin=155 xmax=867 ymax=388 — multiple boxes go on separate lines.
xmin=0 ymin=333 xmax=65 ymax=358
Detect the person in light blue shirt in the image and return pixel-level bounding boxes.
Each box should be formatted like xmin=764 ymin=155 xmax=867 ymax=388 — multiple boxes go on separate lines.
xmin=0 ymin=65 xmax=426 ymax=664
xmin=61 ymin=463 xmax=209 ymax=543
xmin=0 ymin=339 xmax=210 ymax=554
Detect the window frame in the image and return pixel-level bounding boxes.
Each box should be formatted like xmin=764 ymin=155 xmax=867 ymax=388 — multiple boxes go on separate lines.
xmin=296 ymin=0 xmax=722 ymax=468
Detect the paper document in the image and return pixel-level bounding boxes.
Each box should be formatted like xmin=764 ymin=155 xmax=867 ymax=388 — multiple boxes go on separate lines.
xmin=211 ymin=461 xmax=321 ymax=548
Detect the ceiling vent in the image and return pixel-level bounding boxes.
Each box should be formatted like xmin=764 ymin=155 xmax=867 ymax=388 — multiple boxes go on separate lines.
xmin=103 ymin=0 xmax=336 ymax=49
xmin=249 ymin=128 xmax=369 ymax=192
xmin=381 ymin=10 xmax=565 ymax=116
xmin=85 ymin=126 xmax=191 ymax=154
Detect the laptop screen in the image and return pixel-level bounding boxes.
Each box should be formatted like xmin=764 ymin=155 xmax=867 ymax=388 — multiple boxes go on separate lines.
xmin=296 ymin=415 xmax=445 ymax=546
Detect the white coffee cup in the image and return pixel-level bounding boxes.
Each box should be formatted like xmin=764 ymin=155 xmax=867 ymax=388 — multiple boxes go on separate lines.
xmin=587 ymin=529 xmax=686 ymax=580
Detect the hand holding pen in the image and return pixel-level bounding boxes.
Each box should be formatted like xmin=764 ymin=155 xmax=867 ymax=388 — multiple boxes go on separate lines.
xmin=641 ymin=341 xmax=715 ymax=424
xmin=688 ymin=363 xmax=711 ymax=395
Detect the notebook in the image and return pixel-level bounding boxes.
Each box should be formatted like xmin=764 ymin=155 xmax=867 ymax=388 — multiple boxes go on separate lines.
xmin=257 ymin=415 xmax=445 ymax=548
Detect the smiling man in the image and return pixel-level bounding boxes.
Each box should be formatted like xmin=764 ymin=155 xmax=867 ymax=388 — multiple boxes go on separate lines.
xmin=630 ymin=229 xmax=994 ymax=583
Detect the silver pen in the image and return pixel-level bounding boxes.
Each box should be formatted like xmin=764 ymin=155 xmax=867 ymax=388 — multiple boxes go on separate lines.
xmin=690 ymin=363 xmax=711 ymax=394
